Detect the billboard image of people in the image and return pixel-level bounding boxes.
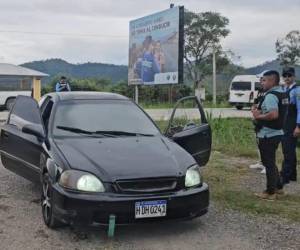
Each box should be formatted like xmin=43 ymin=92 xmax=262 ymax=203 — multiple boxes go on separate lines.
xmin=128 ymin=6 xmax=183 ymax=85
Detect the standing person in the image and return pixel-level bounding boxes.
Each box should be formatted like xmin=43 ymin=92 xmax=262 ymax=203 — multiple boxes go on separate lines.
xmin=249 ymin=71 xmax=268 ymax=174
xmin=281 ymin=67 xmax=299 ymax=184
xmin=55 ymin=76 xmax=71 ymax=92
xmin=252 ymin=70 xmax=287 ymax=200
xmin=140 ymin=36 xmax=160 ymax=83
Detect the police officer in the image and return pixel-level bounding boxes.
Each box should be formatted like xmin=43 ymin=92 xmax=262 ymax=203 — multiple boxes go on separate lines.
xmin=281 ymin=67 xmax=299 ymax=184
xmin=252 ymin=70 xmax=287 ymax=200
xmin=55 ymin=76 xmax=71 ymax=92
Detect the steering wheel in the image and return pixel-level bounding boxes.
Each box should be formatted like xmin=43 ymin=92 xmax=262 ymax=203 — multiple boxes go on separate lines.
xmin=183 ymin=122 xmax=197 ymax=131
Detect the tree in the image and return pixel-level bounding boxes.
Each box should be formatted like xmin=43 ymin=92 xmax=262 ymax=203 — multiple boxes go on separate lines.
xmin=184 ymin=11 xmax=230 ymax=88
xmin=276 ymin=30 xmax=300 ymax=66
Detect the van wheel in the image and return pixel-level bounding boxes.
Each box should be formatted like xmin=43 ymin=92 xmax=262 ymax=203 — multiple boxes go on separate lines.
xmin=235 ymin=105 xmax=243 ymax=110
xmin=5 ymin=98 xmax=15 ymax=111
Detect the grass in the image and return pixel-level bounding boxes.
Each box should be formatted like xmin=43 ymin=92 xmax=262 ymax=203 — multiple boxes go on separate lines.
xmin=157 ymin=117 xmax=300 ymax=159
xmin=204 ymin=153 xmax=300 ymax=222
xmin=210 ymin=117 xmax=257 ymax=158
xmin=155 ymin=117 xmax=300 ymax=222
xmin=156 ymin=117 xmax=258 ymax=158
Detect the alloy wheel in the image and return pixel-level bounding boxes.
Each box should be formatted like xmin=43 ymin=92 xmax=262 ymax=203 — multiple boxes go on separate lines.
xmin=41 ymin=176 xmax=51 ymax=223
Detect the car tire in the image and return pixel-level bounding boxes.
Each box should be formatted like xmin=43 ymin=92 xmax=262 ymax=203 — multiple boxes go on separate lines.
xmin=235 ymin=105 xmax=243 ymax=110
xmin=41 ymin=173 xmax=63 ymax=228
xmin=5 ymin=98 xmax=15 ymax=111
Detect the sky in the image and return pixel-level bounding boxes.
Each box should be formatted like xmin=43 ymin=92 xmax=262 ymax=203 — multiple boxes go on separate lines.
xmin=0 ymin=0 xmax=299 ymax=67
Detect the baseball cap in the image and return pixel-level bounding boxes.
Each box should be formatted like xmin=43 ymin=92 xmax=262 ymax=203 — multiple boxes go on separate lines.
xmin=282 ymin=67 xmax=295 ymax=77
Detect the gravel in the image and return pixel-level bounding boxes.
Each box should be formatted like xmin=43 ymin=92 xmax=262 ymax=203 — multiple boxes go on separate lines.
xmin=0 ymin=162 xmax=299 ymax=250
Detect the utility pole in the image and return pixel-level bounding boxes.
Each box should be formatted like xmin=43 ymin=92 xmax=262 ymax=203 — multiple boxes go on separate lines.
xmin=135 ymin=85 xmax=139 ymax=104
xmin=212 ymin=46 xmax=217 ymax=105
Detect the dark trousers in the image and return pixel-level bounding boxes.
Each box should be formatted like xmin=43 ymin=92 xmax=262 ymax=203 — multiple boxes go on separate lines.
xmin=281 ymin=133 xmax=298 ymax=182
xmin=258 ymin=136 xmax=283 ymax=194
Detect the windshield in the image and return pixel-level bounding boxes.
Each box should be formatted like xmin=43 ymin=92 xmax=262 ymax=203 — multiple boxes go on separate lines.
xmin=52 ymin=99 xmax=160 ymax=137
xmin=231 ymin=82 xmax=251 ymax=91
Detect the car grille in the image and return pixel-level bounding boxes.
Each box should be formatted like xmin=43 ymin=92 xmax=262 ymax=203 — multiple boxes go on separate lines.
xmin=116 ymin=178 xmax=177 ymax=193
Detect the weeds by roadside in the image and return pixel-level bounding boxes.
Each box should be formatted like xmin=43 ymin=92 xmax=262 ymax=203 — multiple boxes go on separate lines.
xmin=156 ymin=117 xmax=258 ymax=158
xmin=141 ymin=101 xmax=231 ymax=109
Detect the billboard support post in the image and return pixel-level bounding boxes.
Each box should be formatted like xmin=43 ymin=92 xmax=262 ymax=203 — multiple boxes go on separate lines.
xmin=212 ymin=46 xmax=217 ymax=105
xmin=168 ymin=85 xmax=172 ymax=104
xmin=135 ymin=85 xmax=139 ymax=104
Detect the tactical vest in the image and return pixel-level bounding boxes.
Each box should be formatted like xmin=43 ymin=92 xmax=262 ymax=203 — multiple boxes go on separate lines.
xmin=256 ymin=90 xmax=289 ymax=130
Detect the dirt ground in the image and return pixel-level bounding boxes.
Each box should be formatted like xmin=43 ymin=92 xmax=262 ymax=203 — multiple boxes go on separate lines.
xmin=0 ymin=160 xmax=300 ymax=250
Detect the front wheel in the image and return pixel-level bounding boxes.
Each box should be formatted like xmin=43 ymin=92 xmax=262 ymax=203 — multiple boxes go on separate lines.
xmin=41 ymin=173 xmax=63 ymax=228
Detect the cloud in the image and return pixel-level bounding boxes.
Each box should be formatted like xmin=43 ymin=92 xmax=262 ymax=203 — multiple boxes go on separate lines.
xmin=0 ymin=0 xmax=299 ymax=67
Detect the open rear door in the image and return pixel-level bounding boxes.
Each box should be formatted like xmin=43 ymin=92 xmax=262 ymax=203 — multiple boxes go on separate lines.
xmin=165 ymin=96 xmax=211 ymax=166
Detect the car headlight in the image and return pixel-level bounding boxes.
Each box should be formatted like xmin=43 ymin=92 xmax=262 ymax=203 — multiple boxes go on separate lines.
xmin=59 ymin=170 xmax=105 ymax=192
xmin=185 ymin=165 xmax=202 ymax=187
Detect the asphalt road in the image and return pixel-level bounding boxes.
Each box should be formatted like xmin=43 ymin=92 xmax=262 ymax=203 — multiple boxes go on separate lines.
xmin=0 ymin=108 xmax=251 ymax=123
xmin=0 ymin=163 xmax=299 ymax=250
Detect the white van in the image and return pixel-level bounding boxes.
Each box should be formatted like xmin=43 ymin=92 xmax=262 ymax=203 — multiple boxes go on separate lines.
xmin=0 ymin=79 xmax=32 ymax=110
xmin=0 ymin=91 xmax=31 ymax=110
xmin=228 ymin=75 xmax=261 ymax=110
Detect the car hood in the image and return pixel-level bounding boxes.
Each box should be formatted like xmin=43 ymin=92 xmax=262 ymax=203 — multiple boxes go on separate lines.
xmin=54 ymin=136 xmax=195 ymax=182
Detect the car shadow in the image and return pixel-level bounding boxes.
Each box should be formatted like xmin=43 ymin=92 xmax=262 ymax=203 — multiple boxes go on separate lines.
xmin=64 ymin=214 xmax=208 ymax=242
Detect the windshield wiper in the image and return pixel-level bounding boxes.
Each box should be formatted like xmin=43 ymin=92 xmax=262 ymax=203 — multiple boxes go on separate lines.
xmin=94 ymin=130 xmax=155 ymax=137
xmin=56 ymin=126 xmax=93 ymax=134
xmin=56 ymin=127 xmax=154 ymax=137
xmin=56 ymin=126 xmax=116 ymax=137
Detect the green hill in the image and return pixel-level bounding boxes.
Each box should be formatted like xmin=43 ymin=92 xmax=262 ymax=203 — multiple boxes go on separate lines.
xmin=20 ymin=58 xmax=299 ymax=91
xmin=21 ymin=59 xmax=128 ymax=84
xmin=245 ymin=60 xmax=300 ymax=76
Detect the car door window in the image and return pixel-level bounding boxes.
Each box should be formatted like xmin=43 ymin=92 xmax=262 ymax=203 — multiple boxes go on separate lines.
xmin=165 ymin=97 xmax=205 ymax=137
xmin=41 ymin=99 xmax=53 ymax=132
xmin=8 ymin=96 xmax=43 ymax=129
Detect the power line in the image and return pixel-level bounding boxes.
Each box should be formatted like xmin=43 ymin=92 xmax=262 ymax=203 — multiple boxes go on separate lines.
xmin=0 ymin=30 xmax=128 ymax=39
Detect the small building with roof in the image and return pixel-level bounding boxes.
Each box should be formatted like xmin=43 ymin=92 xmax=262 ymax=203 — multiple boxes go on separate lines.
xmin=0 ymin=63 xmax=48 ymax=109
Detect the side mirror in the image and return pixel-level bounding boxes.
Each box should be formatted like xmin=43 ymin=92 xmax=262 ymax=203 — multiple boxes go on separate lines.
xmin=22 ymin=123 xmax=45 ymax=140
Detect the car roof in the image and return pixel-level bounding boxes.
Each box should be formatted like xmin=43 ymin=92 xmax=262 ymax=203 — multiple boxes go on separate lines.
xmin=46 ymin=91 xmax=129 ymax=101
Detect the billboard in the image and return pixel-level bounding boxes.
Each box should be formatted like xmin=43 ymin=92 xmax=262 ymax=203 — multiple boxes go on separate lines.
xmin=128 ymin=6 xmax=184 ymax=85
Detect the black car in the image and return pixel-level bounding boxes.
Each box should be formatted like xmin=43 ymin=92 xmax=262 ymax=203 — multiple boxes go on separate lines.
xmin=0 ymin=92 xmax=211 ymax=229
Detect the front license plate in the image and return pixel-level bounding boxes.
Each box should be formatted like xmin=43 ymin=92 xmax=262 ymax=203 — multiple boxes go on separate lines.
xmin=135 ymin=200 xmax=167 ymax=219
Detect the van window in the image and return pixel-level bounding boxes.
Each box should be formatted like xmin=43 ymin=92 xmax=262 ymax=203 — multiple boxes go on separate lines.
xmin=231 ymin=82 xmax=251 ymax=91
xmin=0 ymin=77 xmax=31 ymax=91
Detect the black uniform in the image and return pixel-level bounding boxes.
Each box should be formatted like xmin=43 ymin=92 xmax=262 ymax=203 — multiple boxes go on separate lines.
xmin=281 ymin=84 xmax=299 ymax=184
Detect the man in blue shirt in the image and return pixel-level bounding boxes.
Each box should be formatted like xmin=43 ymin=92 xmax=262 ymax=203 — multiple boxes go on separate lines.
xmin=140 ymin=36 xmax=160 ymax=84
xmin=55 ymin=76 xmax=71 ymax=92
xmin=252 ymin=70 xmax=286 ymax=200
xmin=281 ymin=67 xmax=298 ymax=184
